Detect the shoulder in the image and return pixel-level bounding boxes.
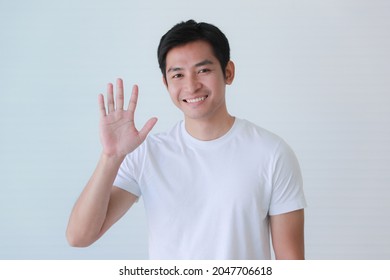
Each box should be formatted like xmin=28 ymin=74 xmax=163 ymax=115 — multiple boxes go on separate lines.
xmin=141 ymin=121 xmax=184 ymax=153
xmin=235 ymin=118 xmax=285 ymax=149
xmin=147 ymin=121 xmax=182 ymax=143
xmin=235 ymin=119 xmax=300 ymax=163
xmin=123 ymin=121 xmax=184 ymax=166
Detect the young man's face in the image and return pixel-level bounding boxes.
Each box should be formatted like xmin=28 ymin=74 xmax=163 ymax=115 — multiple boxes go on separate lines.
xmin=163 ymin=40 xmax=234 ymax=123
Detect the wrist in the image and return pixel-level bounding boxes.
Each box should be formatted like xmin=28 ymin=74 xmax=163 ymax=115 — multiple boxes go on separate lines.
xmin=99 ymin=152 xmax=126 ymax=167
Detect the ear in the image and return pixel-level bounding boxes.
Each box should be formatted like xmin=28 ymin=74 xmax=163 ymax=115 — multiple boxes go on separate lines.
xmin=224 ymin=60 xmax=235 ymax=85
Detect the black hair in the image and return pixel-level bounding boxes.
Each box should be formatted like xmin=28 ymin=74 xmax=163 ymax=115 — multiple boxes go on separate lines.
xmin=157 ymin=20 xmax=230 ymax=80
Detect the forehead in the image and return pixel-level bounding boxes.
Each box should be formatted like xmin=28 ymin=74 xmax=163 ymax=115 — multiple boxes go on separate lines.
xmin=165 ymin=40 xmax=217 ymax=68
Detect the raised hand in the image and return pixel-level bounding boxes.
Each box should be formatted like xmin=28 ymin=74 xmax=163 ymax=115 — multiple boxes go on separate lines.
xmin=98 ymin=78 xmax=157 ymax=158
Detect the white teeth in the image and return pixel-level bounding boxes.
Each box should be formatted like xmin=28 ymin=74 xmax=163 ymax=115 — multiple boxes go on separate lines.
xmin=185 ymin=96 xmax=206 ymax=103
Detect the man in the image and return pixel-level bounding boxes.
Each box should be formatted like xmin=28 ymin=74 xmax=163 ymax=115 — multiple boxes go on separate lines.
xmin=66 ymin=20 xmax=306 ymax=259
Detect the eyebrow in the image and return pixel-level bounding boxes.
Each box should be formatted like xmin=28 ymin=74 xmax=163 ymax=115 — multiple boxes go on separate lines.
xmin=167 ymin=59 xmax=214 ymax=73
xmin=195 ymin=59 xmax=213 ymax=67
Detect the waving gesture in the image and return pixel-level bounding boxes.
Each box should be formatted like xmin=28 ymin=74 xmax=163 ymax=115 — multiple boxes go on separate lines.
xmin=98 ymin=78 xmax=157 ymax=158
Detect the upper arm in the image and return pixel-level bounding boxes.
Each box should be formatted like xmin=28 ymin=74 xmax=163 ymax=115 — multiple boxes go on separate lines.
xmin=269 ymin=209 xmax=305 ymax=260
xmin=96 ymin=186 xmax=138 ymax=240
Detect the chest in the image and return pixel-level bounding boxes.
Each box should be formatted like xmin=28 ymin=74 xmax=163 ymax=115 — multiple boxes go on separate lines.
xmin=140 ymin=144 xmax=272 ymax=218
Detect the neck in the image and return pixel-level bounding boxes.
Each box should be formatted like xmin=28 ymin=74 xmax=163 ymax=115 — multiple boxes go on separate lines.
xmin=185 ymin=114 xmax=235 ymax=141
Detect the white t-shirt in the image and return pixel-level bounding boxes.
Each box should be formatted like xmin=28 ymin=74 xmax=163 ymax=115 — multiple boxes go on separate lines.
xmin=114 ymin=118 xmax=306 ymax=259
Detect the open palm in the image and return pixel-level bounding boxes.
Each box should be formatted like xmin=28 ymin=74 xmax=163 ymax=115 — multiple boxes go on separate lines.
xmin=98 ymin=79 xmax=157 ymax=158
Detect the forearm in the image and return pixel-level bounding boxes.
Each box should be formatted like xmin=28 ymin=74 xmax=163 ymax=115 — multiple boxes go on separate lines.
xmin=66 ymin=153 xmax=124 ymax=247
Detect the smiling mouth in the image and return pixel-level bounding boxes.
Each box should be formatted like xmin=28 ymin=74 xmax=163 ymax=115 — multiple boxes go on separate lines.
xmin=184 ymin=96 xmax=208 ymax=103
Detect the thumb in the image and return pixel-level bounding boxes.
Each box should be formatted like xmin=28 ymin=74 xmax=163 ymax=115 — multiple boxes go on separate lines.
xmin=138 ymin=117 xmax=158 ymax=141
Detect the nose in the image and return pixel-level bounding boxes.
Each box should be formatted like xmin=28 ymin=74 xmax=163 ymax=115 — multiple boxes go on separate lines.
xmin=184 ymin=74 xmax=201 ymax=93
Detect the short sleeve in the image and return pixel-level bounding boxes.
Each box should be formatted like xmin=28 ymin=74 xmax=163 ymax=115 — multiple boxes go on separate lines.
xmin=268 ymin=140 xmax=307 ymax=216
xmin=113 ymin=147 xmax=144 ymax=198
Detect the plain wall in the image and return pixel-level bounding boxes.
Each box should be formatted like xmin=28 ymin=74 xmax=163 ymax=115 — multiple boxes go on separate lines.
xmin=1 ymin=0 xmax=389 ymax=259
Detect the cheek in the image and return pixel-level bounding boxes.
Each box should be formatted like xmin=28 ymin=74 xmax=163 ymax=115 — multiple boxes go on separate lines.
xmin=204 ymin=74 xmax=225 ymax=88
xmin=166 ymin=80 xmax=179 ymax=93
xmin=167 ymin=86 xmax=181 ymax=103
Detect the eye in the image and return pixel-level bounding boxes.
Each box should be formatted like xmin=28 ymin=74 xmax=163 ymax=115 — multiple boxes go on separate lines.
xmin=172 ymin=73 xmax=183 ymax=79
xmin=198 ymin=68 xmax=210 ymax=74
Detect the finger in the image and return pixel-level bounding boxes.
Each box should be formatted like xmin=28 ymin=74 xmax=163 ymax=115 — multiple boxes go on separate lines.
xmin=98 ymin=93 xmax=107 ymax=117
xmin=107 ymin=83 xmax=114 ymax=113
xmin=127 ymin=85 xmax=139 ymax=118
xmin=116 ymin=78 xmax=124 ymax=110
xmin=138 ymin=117 xmax=158 ymax=142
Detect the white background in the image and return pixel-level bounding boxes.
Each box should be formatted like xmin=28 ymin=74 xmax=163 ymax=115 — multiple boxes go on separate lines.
xmin=0 ymin=0 xmax=389 ymax=259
